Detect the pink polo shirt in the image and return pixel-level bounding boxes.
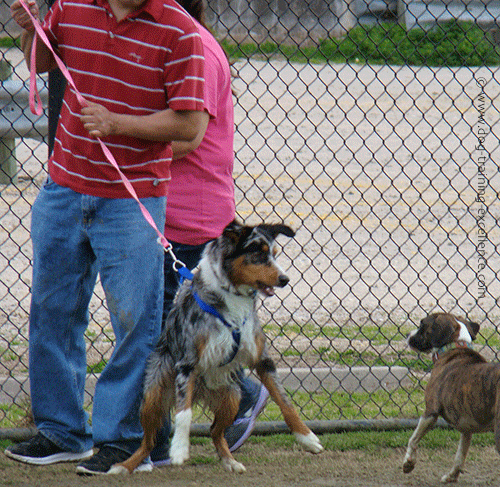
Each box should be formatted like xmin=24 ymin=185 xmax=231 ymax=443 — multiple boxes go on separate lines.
xmin=164 ymin=22 xmax=235 ymax=245
xmin=43 ymin=0 xmax=205 ymax=199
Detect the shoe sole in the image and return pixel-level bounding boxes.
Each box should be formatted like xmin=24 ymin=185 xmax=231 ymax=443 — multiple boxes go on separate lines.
xmin=229 ymin=386 xmax=269 ymax=452
xmin=4 ymin=448 xmax=94 ymax=466
xmin=152 ymin=457 xmax=172 ymax=468
xmin=76 ymin=460 xmax=153 ymax=476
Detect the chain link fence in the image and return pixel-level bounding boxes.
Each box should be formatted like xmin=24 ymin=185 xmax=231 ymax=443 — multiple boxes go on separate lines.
xmin=0 ymin=0 xmax=499 ymax=435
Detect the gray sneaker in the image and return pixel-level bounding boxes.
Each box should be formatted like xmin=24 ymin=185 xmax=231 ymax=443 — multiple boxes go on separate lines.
xmin=225 ymin=384 xmax=269 ymax=452
xmin=4 ymin=432 xmax=93 ymax=466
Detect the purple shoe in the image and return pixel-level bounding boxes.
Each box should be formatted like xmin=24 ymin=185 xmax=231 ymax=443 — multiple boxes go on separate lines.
xmin=225 ymin=385 xmax=269 ymax=452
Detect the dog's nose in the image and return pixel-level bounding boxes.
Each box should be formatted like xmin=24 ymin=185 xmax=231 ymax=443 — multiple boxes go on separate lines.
xmin=278 ymin=275 xmax=290 ymax=287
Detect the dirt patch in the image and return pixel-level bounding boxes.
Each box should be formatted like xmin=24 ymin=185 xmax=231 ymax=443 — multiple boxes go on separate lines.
xmin=2 ymin=435 xmax=500 ymax=487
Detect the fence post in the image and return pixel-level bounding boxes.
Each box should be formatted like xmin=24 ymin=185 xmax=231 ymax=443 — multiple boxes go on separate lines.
xmin=0 ymin=60 xmax=17 ymax=185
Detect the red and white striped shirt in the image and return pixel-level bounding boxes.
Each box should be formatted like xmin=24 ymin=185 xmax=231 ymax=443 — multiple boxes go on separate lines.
xmin=43 ymin=0 xmax=205 ymax=198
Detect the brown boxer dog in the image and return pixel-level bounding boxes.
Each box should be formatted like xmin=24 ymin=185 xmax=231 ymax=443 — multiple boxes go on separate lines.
xmin=402 ymin=312 xmax=500 ymax=483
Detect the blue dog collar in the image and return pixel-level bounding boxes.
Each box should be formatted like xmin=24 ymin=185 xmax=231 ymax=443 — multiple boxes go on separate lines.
xmin=432 ymin=340 xmax=474 ymax=363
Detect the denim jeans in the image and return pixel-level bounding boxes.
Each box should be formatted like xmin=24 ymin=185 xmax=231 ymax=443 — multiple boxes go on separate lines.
xmin=29 ymin=178 xmax=165 ymax=454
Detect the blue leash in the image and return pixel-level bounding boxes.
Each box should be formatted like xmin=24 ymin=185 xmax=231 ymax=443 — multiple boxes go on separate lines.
xmin=176 ymin=264 xmax=241 ymax=366
xmin=177 ymin=265 xmax=194 ymax=282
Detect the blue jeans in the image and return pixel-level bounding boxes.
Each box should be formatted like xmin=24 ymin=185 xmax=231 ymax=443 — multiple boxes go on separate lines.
xmin=29 ymin=178 xmax=165 ymax=454
xmin=152 ymin=240 xmax=260 ymax=460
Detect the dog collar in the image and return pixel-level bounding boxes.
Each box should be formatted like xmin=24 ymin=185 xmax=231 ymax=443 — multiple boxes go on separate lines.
xmin=432 ymin=340 xmax=474 ymax=363
xmin=192 ymin=290 xmax=242 ymax=367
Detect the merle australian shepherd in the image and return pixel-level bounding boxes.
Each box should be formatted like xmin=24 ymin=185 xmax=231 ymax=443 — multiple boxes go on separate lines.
xmin=112 ymin=220 xmax=323 ymax=474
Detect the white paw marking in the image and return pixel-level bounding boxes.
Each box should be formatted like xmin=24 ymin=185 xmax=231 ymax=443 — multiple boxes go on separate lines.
xmin=170 ymin=409 xmax=192 ymax=465
xmin=294 ymin=431 xmax=324 ymax=454
xmin=222 ymin=457 xmax=246 ymax=474
xmin=107 ymin=465 xmax=130 ymax=475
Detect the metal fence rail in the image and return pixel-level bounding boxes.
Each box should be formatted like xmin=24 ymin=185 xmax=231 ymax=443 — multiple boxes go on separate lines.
xmin=0 ymin=0 xmax=499 ymax=434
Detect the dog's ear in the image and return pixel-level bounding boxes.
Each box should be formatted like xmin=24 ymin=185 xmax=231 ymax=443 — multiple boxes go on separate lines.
xmin=455 ymin=315 xmax=480 ymax=341
xmin=466 ymin=320 xmax=480 ymax=340
xmin=222 ymin=220 xmax=246 ymax=244
xmin=257 ymin=224 xmax=296 ymax=240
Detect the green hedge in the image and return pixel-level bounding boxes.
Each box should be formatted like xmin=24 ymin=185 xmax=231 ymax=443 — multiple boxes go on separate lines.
xmin=223 ymin=20 xmax=500 ymax=67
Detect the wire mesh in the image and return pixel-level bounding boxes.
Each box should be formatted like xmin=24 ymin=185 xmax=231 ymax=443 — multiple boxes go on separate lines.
xmin=0 ymin=0 xmax=499 ymax=431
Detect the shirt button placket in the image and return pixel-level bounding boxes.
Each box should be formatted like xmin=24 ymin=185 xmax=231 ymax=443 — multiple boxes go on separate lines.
xmin=108 ymin=11 xmax=115 ymax=40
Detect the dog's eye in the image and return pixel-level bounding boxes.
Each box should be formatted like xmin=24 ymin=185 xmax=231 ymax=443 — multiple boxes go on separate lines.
xmin=244 ymin=242 xmax=266 ymax=254
xmin=244 ymin=243 xmax=273 ymax=264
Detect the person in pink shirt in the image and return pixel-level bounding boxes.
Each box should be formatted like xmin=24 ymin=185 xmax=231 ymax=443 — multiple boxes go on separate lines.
xmin=151 ymin=0 xmax=269 ymax=465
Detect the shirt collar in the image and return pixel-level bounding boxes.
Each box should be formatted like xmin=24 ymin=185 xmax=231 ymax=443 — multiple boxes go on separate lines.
xmin=94 ymin=0 xmax=163 ymax=22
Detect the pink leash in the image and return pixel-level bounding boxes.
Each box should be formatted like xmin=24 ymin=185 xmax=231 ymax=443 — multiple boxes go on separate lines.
xmin=19 ymin=0 xmax=191 ymax=271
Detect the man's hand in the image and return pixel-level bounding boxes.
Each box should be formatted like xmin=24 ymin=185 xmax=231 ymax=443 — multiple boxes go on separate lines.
xmin=80 ymin=101 xmax=116 ymax=139
xmin=11 ymin=0 xmax=39 ymax=31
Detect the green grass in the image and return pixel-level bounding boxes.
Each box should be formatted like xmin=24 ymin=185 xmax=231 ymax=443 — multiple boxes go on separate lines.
xmin=263 ymin=320 xmax=413 ymax=344
xmin=243 ymin=428 xmax=495 ymax=452
xmin=0 ymin=37 xmax=18 ymax=48
xmin=319 ymin=349 xmax=431 ymax=371
xmin=0 ymin=439 xmax=12 ymax=450
xmin=476 ymin=331 xmax=500 ymax=349
xmin=0 ymin=384 xmax=427 ymax=430
xmin=254 ymin=386 xmax=425 ymax=422
xmin=87 ymin=359 xmax=107 ymax=374
xmin=0 ymin=402 xmax=31 ymax=429
xmin=263 ymin=317 xmax=431 ymax=370
xmin=222 ymin=20 xmax=500 ymax=67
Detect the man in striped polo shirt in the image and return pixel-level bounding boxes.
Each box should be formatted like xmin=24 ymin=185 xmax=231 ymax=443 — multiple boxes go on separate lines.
xmin=7 ymin=0 xmax=206 ymax=475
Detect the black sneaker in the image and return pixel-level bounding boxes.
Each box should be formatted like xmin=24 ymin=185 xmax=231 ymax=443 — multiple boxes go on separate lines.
xmin=150 ymin=442 xmax=171 ymax=468
xmin=4 ymin=432 xmax=93 ymax=465
xmin=76 ymin=445 xmax=152 ymax=476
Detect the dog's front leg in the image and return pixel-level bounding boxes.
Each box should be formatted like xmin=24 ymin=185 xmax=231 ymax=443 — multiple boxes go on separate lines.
xmin=170 ymin=367 xmax=197 ymax=466
xmin=256 ymin=358 xmax=323 ymax=454
xmin=441 ymin=432 xmax=471 ymax=483
xmin=403 ymin=414 xmax=437 ymax=474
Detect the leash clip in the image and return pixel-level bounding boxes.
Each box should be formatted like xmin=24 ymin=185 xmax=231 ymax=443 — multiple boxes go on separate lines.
xmin=157 ymin=237 xmax=194 ymax=281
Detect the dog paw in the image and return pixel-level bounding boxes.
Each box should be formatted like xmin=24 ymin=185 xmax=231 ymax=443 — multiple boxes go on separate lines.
xmin=294 ymin=431 xmax=324 ymax=454
xmin=221 ymin=457 xmax=246 ymax=474
xmin=170 ymin=442 xmax=190 ymax=466
xmin=441 ymin=471 xmax=460 ymax=483
xmin=107 ymin=464 xmax=131 ymax=475
xmin=402 ymin=460 xmax=415 ymax=474
xmin=170 ymin=431 xmax=190 ymax=465
xmin=170 ymin=448 xmax=189 ymax=466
